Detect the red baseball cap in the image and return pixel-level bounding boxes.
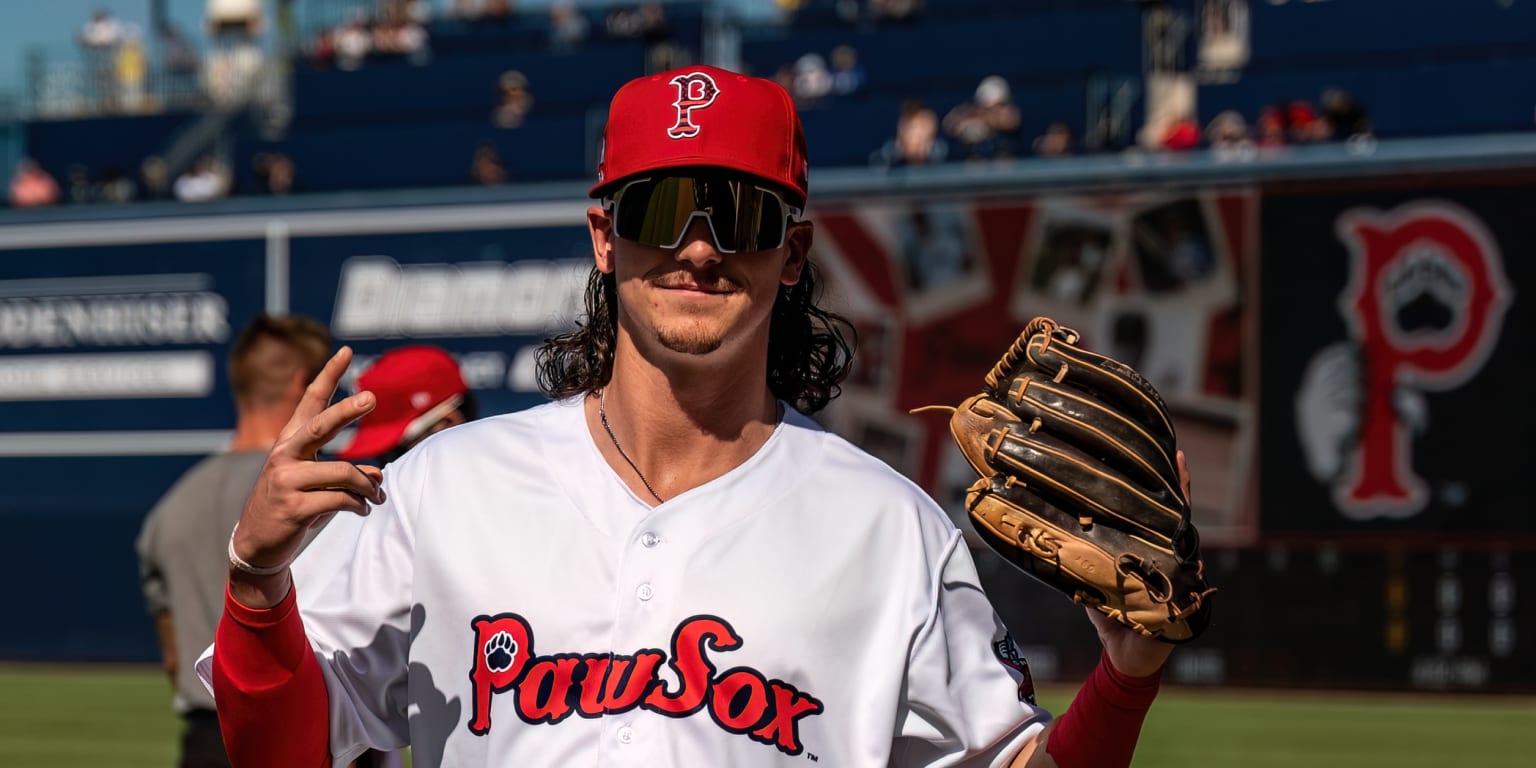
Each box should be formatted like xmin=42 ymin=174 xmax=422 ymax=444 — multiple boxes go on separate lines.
xmin=337 ymin=346 xmax=469 ymax=460
xmin=589 ymin=65 xmax=809 ymax=203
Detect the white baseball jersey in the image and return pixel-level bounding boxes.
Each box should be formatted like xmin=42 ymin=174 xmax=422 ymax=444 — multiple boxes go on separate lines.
xmin=200 ymin=397 xmax=1048 ymax=767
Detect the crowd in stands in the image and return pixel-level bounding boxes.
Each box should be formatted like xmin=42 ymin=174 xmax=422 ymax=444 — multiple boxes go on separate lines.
xmin=310 ymin=1 xmax=432 ymax=70
xmin=62 ymin=6 xmax=264 ymax=116
xmin=306 ymin=0 xmax=680 ymax=73
xmin=6 ymin=149 xmax=301 ymax=208
xmin=2 ymin=0 xmax=1493 ymax=212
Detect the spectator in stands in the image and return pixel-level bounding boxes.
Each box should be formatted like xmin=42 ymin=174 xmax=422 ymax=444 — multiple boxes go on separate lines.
xmin=1159 ymin=112 xmax=1201 ymax=151
xmin=1255 ymin=104 xmax=1287 ymax=147
xmin=335 ymin=13 xmax=373 ymax=71
xmin=174 ymin=156 xmax=232 ymax=203
xmin=141 ymin=156 xmax=172 ymax=200
xmin=482 ymin=0 xmax=514 ymax=21
xmin=1206 ymin=110 xmax=1253 ymax=159
xmin=7 ymin=159 xmax=61 ymax=208
xmin=549 ymin=0 xmax=590 ymax=52
xmin=894 ymin=100 xmax=943 ymax=165
xmin=1286 ymin=100 xmax=1326 ymax=144
xmin=606 ymin=5 xmax=643 ymax=38
xmin=100 ymin=167 xmax=138 ymax=203
xmin=493 ymin=70 xmax=533 ymax=128
xmin=451 ymin=0 xmax=485 ymax=20
xmin=80 ymin=8 xmax=125 ymax=112
xmin=829 ymin=45 xmax=865 ymax=97
xmin=869 ymin=0 xmax=923 ymax=22
xmin=373 ymin=9 xmax=430 ymax=66
xmin=253 ymin=153 xmax=296 ymax=196
xmin=1033 ymin=121 xmax=1074 ymax=157
xmin=792 ymin=53 xmax=833 ymax=108
xmin=204 ymin=9 xmax=265 ymax=107
xmin=471 ymin=142 xmax=507 ymax=185
xmin=943 ymin=76 xmax=1022 ymax=160
xmin=116 ymin=25 xmax=149 ymax=113
xmin=67 ymin=165 xmax=99 ymax=205
xmin=1321 ymin=88 xmax=1372 ymax=140
xmin=872 ymin=100 xmax=945 ymax=167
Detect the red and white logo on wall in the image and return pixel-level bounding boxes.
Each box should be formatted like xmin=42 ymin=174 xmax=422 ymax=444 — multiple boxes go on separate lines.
xmin=1295 ymin=201 xmax=1513 ymax=519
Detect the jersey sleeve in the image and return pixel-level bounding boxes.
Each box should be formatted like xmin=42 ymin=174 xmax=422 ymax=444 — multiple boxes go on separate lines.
xmin=891 ymin=534 xmax=1052 ymax=768
xmin=287 ymin=450 xmax=425 ymax=768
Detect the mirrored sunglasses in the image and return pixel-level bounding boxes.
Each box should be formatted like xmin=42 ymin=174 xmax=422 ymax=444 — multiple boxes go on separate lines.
xmin=607 ymin=174 xmax=802 ymax=254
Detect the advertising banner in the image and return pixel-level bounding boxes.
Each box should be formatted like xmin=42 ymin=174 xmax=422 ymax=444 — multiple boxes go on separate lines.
xmin=809 ymin=189 xmax=1261 ymax=547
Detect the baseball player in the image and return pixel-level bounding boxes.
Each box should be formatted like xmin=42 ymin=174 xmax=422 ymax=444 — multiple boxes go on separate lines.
xmin=334 ymin=345 xmax=477 ymax=466
xmin=201 ymin=66 xmax=1181 ymax=767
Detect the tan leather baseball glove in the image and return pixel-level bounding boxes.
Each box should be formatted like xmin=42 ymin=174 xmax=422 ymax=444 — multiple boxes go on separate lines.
xmin=920 ymin=317 xmax=1215 ymax=643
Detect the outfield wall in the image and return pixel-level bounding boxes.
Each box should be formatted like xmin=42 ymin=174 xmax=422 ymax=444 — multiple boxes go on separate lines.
xmin=2 ymin=136 xmax=1531 ymax=691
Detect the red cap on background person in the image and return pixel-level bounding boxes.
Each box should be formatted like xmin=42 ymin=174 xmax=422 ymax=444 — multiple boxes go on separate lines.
xmin=589 ymin=64 xmax=810 ymax=203
xmin=336 ymin=345 xmax=472 ymax=462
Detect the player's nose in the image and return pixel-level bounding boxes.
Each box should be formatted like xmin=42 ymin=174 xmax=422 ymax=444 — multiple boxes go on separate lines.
xmin=674 ymin=216 xmax=723 ymax=268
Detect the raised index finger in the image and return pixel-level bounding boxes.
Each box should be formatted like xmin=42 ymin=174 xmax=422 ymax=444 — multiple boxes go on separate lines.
xmin=288 ymin=346 xmax=354 ymax=427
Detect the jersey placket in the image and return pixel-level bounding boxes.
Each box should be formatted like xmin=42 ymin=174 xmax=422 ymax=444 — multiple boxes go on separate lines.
xmin=600 ymin=518 xmax=670 ymax=766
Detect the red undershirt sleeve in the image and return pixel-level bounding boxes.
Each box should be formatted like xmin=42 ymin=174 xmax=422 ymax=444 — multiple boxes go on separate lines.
xmin=1043 ymin=651 xmax=1163 ymax=768
xmin=212 ymin=582 xmax=331 ymax=768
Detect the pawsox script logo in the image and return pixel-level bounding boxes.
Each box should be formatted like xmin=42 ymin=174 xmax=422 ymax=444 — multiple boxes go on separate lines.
xmin=468 ymin=613 xmax=825 ymax=755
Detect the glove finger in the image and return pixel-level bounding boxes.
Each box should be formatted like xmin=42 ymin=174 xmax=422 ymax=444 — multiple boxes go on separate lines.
xmin=986 ymin=425 xmax=1184 ymax=545
xmin=1005 ymin=374 xmax=1182 ymax=500
xmin=1023 ymin=332 xmax=1176 ymax=452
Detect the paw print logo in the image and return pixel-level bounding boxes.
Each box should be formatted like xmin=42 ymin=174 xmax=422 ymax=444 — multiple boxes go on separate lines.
xmin=484 ymin=630 xmax=518 ymax=673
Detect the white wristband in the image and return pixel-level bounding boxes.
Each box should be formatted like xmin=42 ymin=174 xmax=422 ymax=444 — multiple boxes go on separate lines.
xmin=227 ymin=522 xmax=291 ymax=577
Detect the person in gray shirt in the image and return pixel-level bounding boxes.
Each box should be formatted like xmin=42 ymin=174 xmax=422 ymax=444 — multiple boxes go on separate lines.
xmin=137 ymin=312 xmax=331 ymax=768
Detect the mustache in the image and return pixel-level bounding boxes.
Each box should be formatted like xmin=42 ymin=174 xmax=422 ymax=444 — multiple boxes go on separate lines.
xmin=647 ymin=269 xmax=744 ymax=292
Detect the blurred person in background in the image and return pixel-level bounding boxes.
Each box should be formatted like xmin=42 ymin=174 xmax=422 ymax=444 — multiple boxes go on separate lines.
xmin=1321 ymin=88 xmax=1372 ymax=140
xmin=829 ymin=45 xmax=865 ymax=97
xmin=252 ymin=152 xmax=296 ymax=195
xmin=334 ymin=346 xmax=477 ymax=466
xmin=7 ymin=159 xmax=61 ymax=208
xmin=1206 ymin=110 xmax=1254 ymax=159
xmin=175 ymin=156 xmax=233 ymax=202
xmin=136 ymin=313 xmax=331 ymax=768
xmin=470 ymin=141 xmax=508 ymax=184
xmin=792 ymin=53 xmax=833 ymax=108
xmin=492 ymin=70 xmax=533 ymax=128
xmin=141 ymin=155 xmax=173 ymax=200
xmin=549 ymin=0 xmax=591 ymax=52
xmin=80 ymin=7 xmax=124 ymax=111
xmin=872 ymin=99 xmax=946 ymax=166
xmin=1032 ymin=121 xmax=1074 ymax=157
xmin=944 ymin=75 xmax=1022 ymax=160
xmin=115 ymin=24 xmax=149 ymax=113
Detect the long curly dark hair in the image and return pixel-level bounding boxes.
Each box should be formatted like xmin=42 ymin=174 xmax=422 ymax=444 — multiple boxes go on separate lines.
xmin=536 ymin=261 xmax=856 ymax=414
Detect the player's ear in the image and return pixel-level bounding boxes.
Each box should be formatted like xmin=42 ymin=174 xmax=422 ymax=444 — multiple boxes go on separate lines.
xmin=781 ymin=219 xmax=813 ymax=286
xmin=588 ymin=206 xmax=616 ymax=274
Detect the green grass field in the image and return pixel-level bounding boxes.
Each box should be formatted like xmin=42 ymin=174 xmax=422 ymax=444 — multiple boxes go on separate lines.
xmin=2 ymin=665 xmax=1532 ymax=766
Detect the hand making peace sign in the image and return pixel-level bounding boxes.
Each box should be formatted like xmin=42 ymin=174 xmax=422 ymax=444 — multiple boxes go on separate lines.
xmin=227 ymin=346 xmax=387 ymax=609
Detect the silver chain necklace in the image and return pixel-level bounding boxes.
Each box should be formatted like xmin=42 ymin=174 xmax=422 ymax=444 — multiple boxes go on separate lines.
xmin=599 ymin=389 xmax=665 ymax=504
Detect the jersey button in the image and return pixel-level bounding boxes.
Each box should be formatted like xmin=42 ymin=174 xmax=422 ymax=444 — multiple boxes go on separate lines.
xmin=640 ymin=532 xmax=661 ymax=548
xmin=636 ymin=583 xmax=654 ymax=601
xmin=617 ymin=726 xmax=635 ymax=744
